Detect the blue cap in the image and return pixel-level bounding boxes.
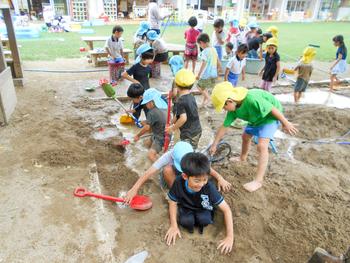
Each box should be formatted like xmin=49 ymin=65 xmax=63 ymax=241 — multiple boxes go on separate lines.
xmin=146 ymin=30 xmax=159 ymax=41
xmin=136 ymin=21 xmax=150 ymax=36
xmin=172 ymin=142 xmax=193 ymax=172
xmin=169 ymin=55 xmax=184 ymax=76
xmin=247 ymin=21 xmax=259 ymax=29
xmin=230 ymin=19 xmax=239 ymax=28
xmin=134 ymin=43 xmax=153 ymax=64
xmin=141 ymin=88 xmax=167 ymax=109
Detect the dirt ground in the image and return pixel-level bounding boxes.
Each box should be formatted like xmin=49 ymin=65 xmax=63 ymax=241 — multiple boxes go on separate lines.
xmin=0 ymin=59 xmax=349 ymax=263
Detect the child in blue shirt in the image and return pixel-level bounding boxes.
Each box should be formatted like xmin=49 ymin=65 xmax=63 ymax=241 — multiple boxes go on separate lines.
xmin=165 ymin=152 xmax=234 ymax=254
xmin=330 ymin=35 xmax=348 ymax=91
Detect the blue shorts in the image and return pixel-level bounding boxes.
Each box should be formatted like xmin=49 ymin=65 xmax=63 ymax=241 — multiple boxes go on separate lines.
xmin=294 ymin=78 xmax=308 ymax=92
xmin=228 ymin=72 xmax=240 ymax=87
xmin=214 ymin=45 xmax=223 ymax=60
xmin=244 ymin=121 xmax=280 ymax=140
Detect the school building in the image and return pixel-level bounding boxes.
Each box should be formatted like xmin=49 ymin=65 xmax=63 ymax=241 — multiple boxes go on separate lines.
xmin=9 ymin=0 xmax=350 ymax=21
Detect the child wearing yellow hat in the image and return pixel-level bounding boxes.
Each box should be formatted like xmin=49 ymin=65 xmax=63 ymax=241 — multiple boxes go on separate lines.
xmin=293 ymin=47 xmax=316 ymax=103
xmin=259 ymin=38 xmax=280 ymax=92
xmin=209 ymin=82 xmax=298 ymax=192
xmin=165 ymin=69 xmax=202 ymax=149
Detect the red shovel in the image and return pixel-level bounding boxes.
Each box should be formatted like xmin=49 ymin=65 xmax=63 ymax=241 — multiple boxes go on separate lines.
xmin=74 ymin=187 xmax=152 ymax=211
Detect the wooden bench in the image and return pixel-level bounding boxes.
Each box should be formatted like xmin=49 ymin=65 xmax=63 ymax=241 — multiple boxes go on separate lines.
xmin=88 ymin=48 xmax=132 ymax=67
xmin=81 ymin=36 xmax=109 ymax=50
xmin=167 ymin=43 xmax=185 ymax=56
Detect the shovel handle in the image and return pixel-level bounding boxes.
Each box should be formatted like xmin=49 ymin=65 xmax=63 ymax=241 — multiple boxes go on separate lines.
xmin=113 ymin=97 xmax=143 ymax=128
xmin=74 ymin=187 xmax=125 ymax=203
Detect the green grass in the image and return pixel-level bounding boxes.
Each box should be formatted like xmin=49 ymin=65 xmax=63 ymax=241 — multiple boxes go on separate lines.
xmin=17 ymin=22 xmax=350 ymax=62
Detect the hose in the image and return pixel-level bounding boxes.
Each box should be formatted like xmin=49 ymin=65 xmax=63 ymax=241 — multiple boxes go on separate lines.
xmin=24 ymin=68 xmax=108 ymax=73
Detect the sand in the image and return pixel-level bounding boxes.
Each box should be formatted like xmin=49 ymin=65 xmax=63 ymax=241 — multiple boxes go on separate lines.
xmin=0 ymin=60 xmax=349 ymax=262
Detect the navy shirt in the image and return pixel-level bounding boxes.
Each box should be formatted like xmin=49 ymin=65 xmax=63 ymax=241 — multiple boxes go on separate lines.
xmin=126 ymin=63 xmax=151 ymax=90
xmin=336 ymin=45 xmax=347 ymax=60
xmin=262 ymin=52 xmax=280 ymax=82
xmin=248 ymin=37 xmax=263 ymax=51
xmin=168 ymin=177 xmax=224 ymax=211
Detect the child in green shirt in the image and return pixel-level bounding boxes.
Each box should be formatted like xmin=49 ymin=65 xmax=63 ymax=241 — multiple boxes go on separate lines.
xmin=209 ymin=82 xmax=298 ymax=192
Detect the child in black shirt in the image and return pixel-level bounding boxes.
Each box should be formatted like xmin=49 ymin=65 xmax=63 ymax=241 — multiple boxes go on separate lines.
xmin=165 ymin=152 xmax=234 ymax=254
xmin=258 ymin=38 xmax=280 ymax=92
xmin=126 ymin=83 xmax=147 ymax=120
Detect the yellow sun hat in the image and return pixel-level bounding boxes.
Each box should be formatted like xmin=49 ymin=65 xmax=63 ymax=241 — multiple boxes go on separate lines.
xmin=174 ymin=68 xmax=196 ymax=88
xmin=301 ymin=47 xmax=316 ymax=64
xmin=211 ymin=82 xmax=248 ymax=112
xmin=267 ymin=26 xmax=279 ymax=38
xmin=239 ymin=18 xmax=247 ymax=27
xmin=266 ymin=37 xmax=278 ymax=48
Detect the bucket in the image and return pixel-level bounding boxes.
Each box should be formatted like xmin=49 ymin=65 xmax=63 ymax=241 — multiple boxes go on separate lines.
xmin=245 ymin=58 xmax=265 ymax=74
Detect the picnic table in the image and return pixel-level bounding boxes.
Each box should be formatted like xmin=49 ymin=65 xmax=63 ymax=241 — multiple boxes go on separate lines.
xmin=1 ymin=37 xmax=10 ymax=49
xmin=81 ymin=36 xmax=108 ymax=50
xmin=167 ymin=43 xmax=185 ymax=56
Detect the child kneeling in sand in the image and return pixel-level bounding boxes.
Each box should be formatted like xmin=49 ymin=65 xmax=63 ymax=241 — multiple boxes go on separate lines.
xmin=124 ymin=141 xmax=232 ymax=203
xmin=134 ymin=88 xmax=167 ymax=162
xmin=209 ymin=82 xmax=298 ymax=192
xmin=165 ymin=152 xmax=234 ymax=254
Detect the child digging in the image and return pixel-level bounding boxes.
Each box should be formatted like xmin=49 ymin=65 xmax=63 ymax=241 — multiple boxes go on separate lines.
xmin=224 ymin=44 xmax=248 ymax=87
xmin=293 ymin=47 xmax=316 ymax=103
xmin=184 ymin=16 xmax=200 ymax=73
xmin=165 ymin=152 xmax=234 ymax=255
xmin=259 ymin=38 xmax=280 ymax=92
xmin=166 ymin=69 xmax=202 ymax=149
xmin=134 ymin=88 xmax=167 ymax=162
xmin=124 ymin=141 xmax=232 ymax=203
xmin=212 ymin=18 xmax=225 ymax=60
xmin=104 ymin=25 xmax=124 ymax=63
xmin=330 ymin=35 xmax=348 ymax=91
xmin=210 ymin=82 xmax=298 ymax=192
xmin=197 ymin=33 xmax=221 ymax=108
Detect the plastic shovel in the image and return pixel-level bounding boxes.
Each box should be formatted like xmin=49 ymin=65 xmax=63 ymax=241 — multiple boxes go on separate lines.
xmin=74 ymin=187 xmax=152 ymax=211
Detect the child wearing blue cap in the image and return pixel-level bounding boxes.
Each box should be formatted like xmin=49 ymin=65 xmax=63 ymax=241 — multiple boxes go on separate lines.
xmin=125 ymin=141 xmax=232 ymax=204
xmin=147 ymin=30 xmax=169 ymax=63
xmin=165 ymin=152 xmax=234 ymax=254
xmin=122 ymin=43 xmax=153 ymax=90
xmin=134 ymin=88 xmax=167 ymax=162
xmin=133 ymin=21 xmax=150 ymax=50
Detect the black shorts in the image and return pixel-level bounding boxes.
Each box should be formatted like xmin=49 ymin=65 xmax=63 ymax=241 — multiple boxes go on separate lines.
xmin=154 ymin=52 xmax=169 ymax=63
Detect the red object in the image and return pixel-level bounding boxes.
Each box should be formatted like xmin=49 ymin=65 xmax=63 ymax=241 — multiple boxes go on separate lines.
xmin=98 ymin=127 xmax=105 ymax=132
xmin=99 ymin=78 xmax=109 ymax=86
xmin=121 ymin=139 xmax=130 ymax=146
xmin=74 ymin=187 xmax=152 ymax=211
xmin=163 ymin=91 xmax=172 ymax=152
xmin=79 ymin=47 xmax=86 ymax=52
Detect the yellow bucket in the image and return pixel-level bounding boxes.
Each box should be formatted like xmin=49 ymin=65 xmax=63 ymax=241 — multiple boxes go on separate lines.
xmin=120 ymin=115 xmax=134 ymax=125
xmin=283 ymin=68 xmax=295 ymax=75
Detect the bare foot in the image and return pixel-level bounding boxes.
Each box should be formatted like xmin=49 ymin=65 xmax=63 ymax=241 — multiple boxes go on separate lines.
xmin=243 ymin=180 xmax=263 ymax=192
xmin=229 ymin=156 xmax=246 ymax=162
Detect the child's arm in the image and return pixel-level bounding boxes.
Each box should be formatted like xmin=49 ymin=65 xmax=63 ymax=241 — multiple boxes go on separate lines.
xmin=217 ymin=57 xmax=223 ymax=75
xmin=210 ymin=168 xmax=232 ymax=192
xmin=166 ymin=113 xmax=186 ymax=133
xmin=105 ymin=47 xmax=115 ymax=59
xmin=216 ymin=32 xmax=225 ymax=45
xmin=196 ymin=60 xmax=207 ymax=80
xmin=259 ymin=44 xmax=263 ymax=60
xmin=134 ymin=124 xmax=151 ymax=141
xmin=165 ymin=200 xmax=182 ymax=246
xmin=331 ymin=53 xmax=342 ymax=69
xmin=270 ymin=107 xmax=298 ymax=135
xmin=241 ymin=66 xmax=246 ymax=81
xmin=122 ymin=71 xmax=140 ymax=84
xmin=273 ymin=61 xmax=281 ymax=82
xmin=209 ymin=125 xmax=228 ymax=155
xmin=224 ymin=68 xmax=229 ymax=81
xmin=258 ymin=66 xmax=264 ymax=77
xmin=217 ymin=200 xmax=234 ymax=254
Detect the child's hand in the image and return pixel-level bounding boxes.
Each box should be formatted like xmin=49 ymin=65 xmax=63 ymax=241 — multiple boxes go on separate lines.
xmin=241 ymin=75 xmax=245 ymax=81
xmin=217 ymin=178 xmax=232 ymax=192
xmin=258 ymin=71 xmax=263 ymax=77
xmin=134 ymin=135 xmax=140 ymax=142
xmin=165 ymin=125 xmax=173 ymax=134
xmin=273 ymin=76 xmax=278 ymax=83
xmin=124 ymin=188 xmax=137 ymax=204
xmin=196 ymin=75 xmax=200 ymax=80
xmin=217 ymin=236 xmax=234 ymax=254
xmin=209 ymin=144 xmax=217 ymax=155
xmin=282 ymin=121 xmax=298 ymax=136
xmin=165 ymin=226 xmax=182 ymax=246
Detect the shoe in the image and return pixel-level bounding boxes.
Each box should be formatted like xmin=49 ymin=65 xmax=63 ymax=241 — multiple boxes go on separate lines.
xmin=198 ymin=225 xmax=204 ymax=235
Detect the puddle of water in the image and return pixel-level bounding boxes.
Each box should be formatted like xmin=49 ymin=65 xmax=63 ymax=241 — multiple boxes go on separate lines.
xmin=275 ymin=90 xmax=350 ymax=109
xmin=92 ymin=128 xmax=119 ymax=140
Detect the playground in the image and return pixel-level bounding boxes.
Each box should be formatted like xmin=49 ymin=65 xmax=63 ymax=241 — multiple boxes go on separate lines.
xmin=0 ymin=11 xmax=350 ymax=263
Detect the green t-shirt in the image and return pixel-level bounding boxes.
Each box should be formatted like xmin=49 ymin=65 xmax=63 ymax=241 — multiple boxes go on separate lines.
xmin=223 ymin=89 xmax=283 ymax=127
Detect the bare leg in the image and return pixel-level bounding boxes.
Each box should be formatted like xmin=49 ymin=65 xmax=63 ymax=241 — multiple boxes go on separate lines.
xmin=184 ymin=60 xmax=189 ymax=69
xmin=192 ymin=59 xmax=196 ymax=73
xmin=201 ymin=89 xmax=210 ymax=107
xmin=308 ymin=247 xmax=343 ymax=263
xmin=230 ymin=132 xmax=252 ymax=162
xmin=243 ymin=137 xmax=269 ymax=192
xmin=163 ymin=165 xmax=177 ymax=188
xmin=294 ymin=92 xmax=298 ymax=103
xmin=330 ymin=74 xmax=336 ymax=91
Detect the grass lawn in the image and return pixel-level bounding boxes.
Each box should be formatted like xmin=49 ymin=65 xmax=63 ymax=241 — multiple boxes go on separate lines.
xmin=17 ymin=21 xmax=350 ymax=62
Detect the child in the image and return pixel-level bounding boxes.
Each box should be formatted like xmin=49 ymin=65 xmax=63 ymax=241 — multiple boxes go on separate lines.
xmin=126 ymin=83 xmax=148 ymax=120
xmin=125 ymin=141 xmax=232 ymax=203
xmin=226 ymin=19 xmax=239 ymax=49
xmin=247 ymin=32 xmax=272 ymax=59
xmin=133 ymin=21 xmax=150 ymax=50
xmin=104 ymin=25 xmax=124 ymax=63
xmin=225 ymin=44 xmax=248 ymax=87
xmin=330 ymin=35 xmax=348 ymax=91
xmin=184 ymin=16 xmax=200 ymax=73
xmin=245 ymin=21 xmax=259 ymax=43
xmin=146 ymin=30 xmax=169 ymax=63
xmin=134 ymin=88 xmax=167 ymax=162
xmin=293 ymin=47 xmax=316 ymax=103
xmin=166 ymin=69 xmax=202 ymax=149
xmin=122 ymin=43 xmax=153 ymax=90
xmin=165 ymin=152 xmax=234 ymax=255
xmin=224 ymin=42 xmax=234 ymax=60
xmin=196 ymin=33 xmax=221 ymax=107
xmin=210 ymin=82 xmax=298 ymax=192
xmin=259 ymin=38 xmax=280 ymax=92
xmin=212 ymin=19 xmax=225 ymax=60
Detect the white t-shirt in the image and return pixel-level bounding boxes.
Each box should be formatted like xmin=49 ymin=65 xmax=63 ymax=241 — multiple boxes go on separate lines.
xmin=226 ymin=55 xmax=246 ymax=74
xmin=148 ymin=2 xmax=163 ymax=30
xmin=104 ymin=36 xmax=124 ymax=58
xmin=196 ymin=18 xmax=204 ymax=31
xmin=211 ymin=31 xmax=225 ymax=47
xmin=152 ymin=39 xmax=168 ymax=54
